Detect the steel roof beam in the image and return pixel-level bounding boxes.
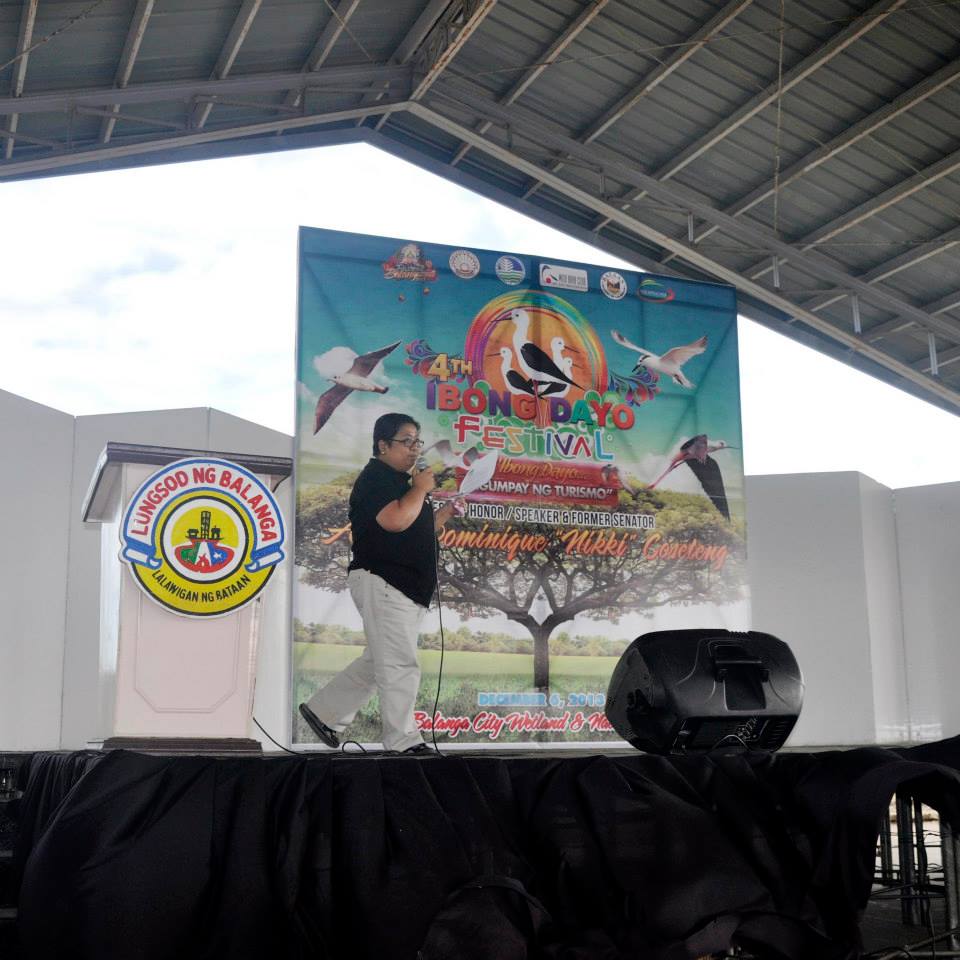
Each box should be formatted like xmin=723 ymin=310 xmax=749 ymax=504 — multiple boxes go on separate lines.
xmin=796 ymin=223 xmax=960 ymax=321
xmin=392 ymin=0 xmax=453 ymax=67
xmin=866 ymin=286 xmax=960 ymax=344
xmin=864 ymin=317 xmax=913 ymax=341
xmin=281 ymin=0 xmax=363 ymax=112
xmin=921 ymin=289 xmax=960 ymax=319
xmin=427 ymin=82 xmax=960 ymax=355
xmin=353 ymin=0 xmax=449 ymax=128
xmin=789 ymin=275 xmax=960 ymax=348
xmin=745 ymin=145 xmax=960 ymax=285
xmin=4 ymin=0 xmax=39 ymax=160
xmin=0 ymin=64 xmax=409 ymax=116
xmin=0 ymin=127 xmax=58 ymax=148
xmin=409 ymin=99 xmax=959 ymax=408
xmin=582 ymin=0 xmax=753 ymax=149
xmin=773 ymin=146 xmax=960 ymax=255
xmin=523 ymin=0 xmax=751 ymax=200
xmin=77 ymin=105 xmax=185 ymax=130
xmin=451 ymin=0 xmax=611 ymax=167
xmin=192 ymin=0 xmax=263 ymax=130
xmin=444 ymin=85 xmax=960 ymax=372
xmin=410 ymin=0 xmax=496 ymax=101
xmin=371 ymin=0 xmax=496 ymax=132
xmin=654 ymin=0 xmax=907 ymax=183
xmin=663 ymin=57 xmax=960 ymax=262
xmin=852 ymin=225 xmax=960 ymax=286
xmin=100 ymin=0 xmax=154 ymax=144
xmin=593 ymin=0 xmax=905 ymax=231
xmin=0 ymin=99 xmax=410 ymax=180
xmin=914 ymin=343 xmax=960 ymax=373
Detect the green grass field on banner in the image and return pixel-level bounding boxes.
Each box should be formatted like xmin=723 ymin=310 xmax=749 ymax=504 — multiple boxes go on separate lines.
xmin=294 ymin=641 xmax=617 ymax=678
xmin=293 ymin=642 xmax=620 ymax=744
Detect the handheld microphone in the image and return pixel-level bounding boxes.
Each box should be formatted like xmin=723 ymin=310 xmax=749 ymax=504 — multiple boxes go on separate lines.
xmin=416 ymin=456 xmax=432 ymax=501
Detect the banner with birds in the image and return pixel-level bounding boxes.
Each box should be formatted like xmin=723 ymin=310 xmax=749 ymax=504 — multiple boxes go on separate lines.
xmin=293 ymin=226 xmax=748 ymax=746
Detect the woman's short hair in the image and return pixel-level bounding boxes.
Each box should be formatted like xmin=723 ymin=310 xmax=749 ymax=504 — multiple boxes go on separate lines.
xmin=372 ymin=412 xmax=420 ymax=455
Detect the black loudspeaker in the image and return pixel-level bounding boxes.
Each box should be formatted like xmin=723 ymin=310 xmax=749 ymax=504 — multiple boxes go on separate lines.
xmin=605 ymin=629 xmax=803 ymax=754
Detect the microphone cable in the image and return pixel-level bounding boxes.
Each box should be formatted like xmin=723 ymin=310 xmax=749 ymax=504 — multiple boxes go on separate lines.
xmin=253 ymin=715 xmax=301 ymax=755
xmin=430 ymin=528 xmax=446 ymax=756
xmin=252 ymin=715 xmax=370 ymax=756
xmin=419 ymin=454 xmax=446 ymax=756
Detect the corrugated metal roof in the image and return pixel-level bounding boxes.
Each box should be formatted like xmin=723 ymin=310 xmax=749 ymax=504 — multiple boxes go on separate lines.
xmin=1 ymin=0 xmax=958 ymax=413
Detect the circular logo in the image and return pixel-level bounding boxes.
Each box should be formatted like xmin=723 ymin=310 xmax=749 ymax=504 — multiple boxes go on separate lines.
xmin=449 ymin=249 xmax=480 ymax=279
xmin=495 ymin=255 xmax=525 ymax=286
xmin=463 ymin=290 xmax=609 ymax=404
xmin=637 ymin=277 xmax=675 ymax=302
xmin=120 ymin=459 xmax=285 ymax=618
xmin=600 ymin=271 xmax=627 ymax=300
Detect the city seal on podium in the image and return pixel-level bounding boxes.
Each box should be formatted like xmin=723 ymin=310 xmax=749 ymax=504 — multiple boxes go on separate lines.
xmin=119 ymin=458 xmax=285 ymax=617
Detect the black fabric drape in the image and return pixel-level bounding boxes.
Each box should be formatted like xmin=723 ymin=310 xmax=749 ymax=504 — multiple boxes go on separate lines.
xmin=10 ymin=752 xmax=102 ymax=900
xmin=12 ymin=739 xmax=960 ymax=959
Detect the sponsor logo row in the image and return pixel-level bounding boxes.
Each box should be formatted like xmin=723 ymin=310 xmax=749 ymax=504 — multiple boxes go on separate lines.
xmin=381 ymin=242 xmax=674 ymax=301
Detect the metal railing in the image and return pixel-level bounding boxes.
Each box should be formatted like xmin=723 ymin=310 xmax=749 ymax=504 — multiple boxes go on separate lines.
xmin=865 ymin=791 xmax=960 ymax=959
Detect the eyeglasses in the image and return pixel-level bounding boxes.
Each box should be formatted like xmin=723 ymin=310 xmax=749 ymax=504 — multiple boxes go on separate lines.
xmin=387 ymin=436 xmax=425 ymax=449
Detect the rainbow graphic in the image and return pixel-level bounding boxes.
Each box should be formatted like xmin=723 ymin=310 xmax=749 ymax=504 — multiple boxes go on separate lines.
xmin=463 ymin=290 xmax=608 ymax=402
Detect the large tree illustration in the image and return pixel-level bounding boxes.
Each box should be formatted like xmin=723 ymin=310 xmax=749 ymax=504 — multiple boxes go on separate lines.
xmin=296 ymin=476 xmax=746 ymax=691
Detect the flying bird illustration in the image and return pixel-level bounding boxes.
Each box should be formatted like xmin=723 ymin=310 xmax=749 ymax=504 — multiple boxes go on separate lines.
xmin=423 ymin=440 xmax=481 ymax=471
xmin=610 ymin=331 xmax=707 ymax=388
xmin=649 ymin=434 xmax=737 ymax=519
xmin=509 ymin=308 xmax=581 ymax=393
xmin=312 ymin=340 xmax=401 ymax=434
xmin=458 ymin=449 xmax=499 ymax=496
xmin=422 ymin=441 xmax=498 ymax=497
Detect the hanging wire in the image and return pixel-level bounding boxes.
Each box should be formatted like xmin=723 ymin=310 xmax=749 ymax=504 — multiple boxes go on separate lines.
xmin=0 ymin=0 xmax=111 ymax=75
xmin=771 ymin=0 xmax=787 ymax=240
xmin=668 ymin=34 xmax=960 ymax=255
xmin=319 ymin=0 xmax=376 ymax=63
xmin=252 ymin=716 xmax=301 ymax=755
xmin=460 ymin=0 xmax=960 ymax=83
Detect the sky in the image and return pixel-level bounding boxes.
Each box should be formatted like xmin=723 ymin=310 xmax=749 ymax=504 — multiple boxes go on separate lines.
xmin=2 ymin=140 xmax=959 ymax=491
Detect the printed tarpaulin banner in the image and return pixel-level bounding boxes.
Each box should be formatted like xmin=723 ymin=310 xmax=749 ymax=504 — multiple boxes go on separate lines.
xmin=293 ymin=226 xmax=748 ymax=746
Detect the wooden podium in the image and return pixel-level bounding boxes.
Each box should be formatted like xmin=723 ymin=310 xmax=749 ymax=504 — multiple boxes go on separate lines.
xmin=82 ymin=442 xmax=291 ymax=752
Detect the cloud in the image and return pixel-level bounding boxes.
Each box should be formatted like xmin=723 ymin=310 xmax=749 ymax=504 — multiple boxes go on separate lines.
xmin=2 ymin=141 xmax=959 ymax=489
xmin=297 ymin=381 xmax=317 ymax=403
xmin=312 ymin=346 xmax=357 ymax=378
xmin=0 ymin=142 xmax=639 ymax=439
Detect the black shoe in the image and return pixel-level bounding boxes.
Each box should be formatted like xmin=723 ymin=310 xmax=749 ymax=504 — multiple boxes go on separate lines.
xmin=298 ymin=703 xmax=340 ymax=749
xmin=402 ymin=743 xmax=437 ymax=756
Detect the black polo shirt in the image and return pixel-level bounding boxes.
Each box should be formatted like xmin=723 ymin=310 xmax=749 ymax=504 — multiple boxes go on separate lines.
xmin=348 ymin=458 xmax=436 ymax=608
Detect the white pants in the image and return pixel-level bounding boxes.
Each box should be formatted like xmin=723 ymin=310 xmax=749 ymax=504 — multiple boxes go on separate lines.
xmin=307 ymin=568 xmax=426 ymax=752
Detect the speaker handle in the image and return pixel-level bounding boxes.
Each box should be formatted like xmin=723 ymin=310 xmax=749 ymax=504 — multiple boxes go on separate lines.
xmin=709 ymin=643 xmax=770 ymax=682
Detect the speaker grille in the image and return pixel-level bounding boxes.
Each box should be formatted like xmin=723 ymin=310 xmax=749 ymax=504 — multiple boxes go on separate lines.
xmin=676 ymin=716 xmax=795 ymax=751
